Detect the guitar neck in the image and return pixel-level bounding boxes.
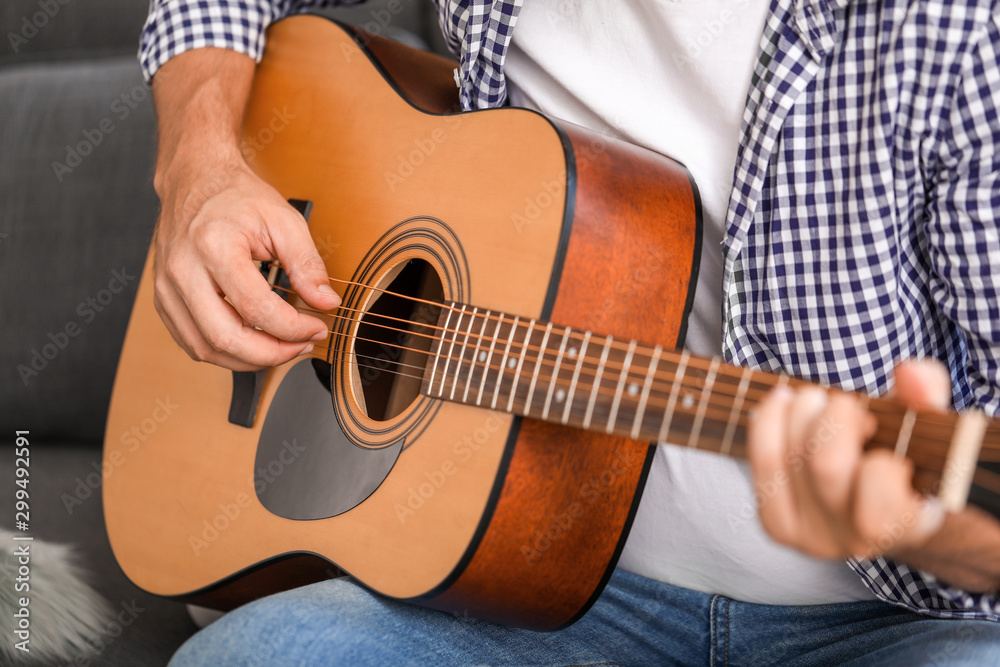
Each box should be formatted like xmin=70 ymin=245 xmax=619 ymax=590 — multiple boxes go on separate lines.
xmin=418 ymin=304 xmax=1000 ymax=505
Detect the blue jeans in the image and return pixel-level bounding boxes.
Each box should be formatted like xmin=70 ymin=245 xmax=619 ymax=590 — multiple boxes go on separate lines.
xmin=170 ymin=569 xmax=1000 ymax=666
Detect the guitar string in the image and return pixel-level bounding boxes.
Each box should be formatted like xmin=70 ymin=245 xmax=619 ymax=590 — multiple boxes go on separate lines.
xmin=312 ymin=301 xmax=966 ymax=432
xmin=294 ymin=314 xmax=982 ymax=459
xmin=275 ymin=283 xmax=967 ymax=438
xmin=343 ymin=341 xmax=1000 ymax=493
xmin=294 ymin=279 xmax=976 ymax=435
xmin=279 ymin=271 xmax=810 ymax=392
xmin=290 ymin=298 xmax=969 ymax=449
xmin=263 ymin=274 xmax=991 ymax=455
xmin=274 ymin=269 xmax=994 ymax=445
xmin=268 ymin=275 xmax=997 ymax=482
xmin=314 ymin=323 xmax=779 ymax=432
xmin=305 ymin=306 xmax=878 ymax=425
xmin=310 ymin=345 xmax=1000 ymax=485
xmin=319 ymin=343 xmax=890 ymax=438
xmin=304 ymin=302 xmax=786 ymax=405
xmin=302 ymin=317 xmax=976 ymax=462
xmin=285 ymin=290 xmax=797 ymax=409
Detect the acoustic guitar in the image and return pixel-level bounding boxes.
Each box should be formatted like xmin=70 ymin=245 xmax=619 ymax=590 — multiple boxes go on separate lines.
xmin=103 ymin=14 xmax=1000 ymax=631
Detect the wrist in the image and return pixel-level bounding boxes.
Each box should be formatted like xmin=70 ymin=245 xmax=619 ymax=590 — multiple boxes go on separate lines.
xmin=154 ymin=143 xmax=248 ymax=203
xmin=151 ymin=47 xmax=255 ymax=200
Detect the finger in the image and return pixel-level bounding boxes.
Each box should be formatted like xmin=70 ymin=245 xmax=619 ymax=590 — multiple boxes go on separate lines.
xmin=748 ymin=385 xmax=800 ymax=545
xmin=179 ymin=272 xmax=315 ymax=368
xmin=154 ymin=262 xmax=213 ymax=363
xmin=268 ymin=206 xmax=341 ymax=311
xmin=852 ymin=451 xmax=944 ymax=558
xmin=785 ymin=387 xmax=829 ymax=473
xmin=154 ymin=275 xmax=278 ymax=371
xmin=783 ymin=389 xmax=865 ymax=558
xmin=892 ymin=359 xmax=952 ymax=410
xmin=153 ymin=283 xmax=197 ymax=360
xmin=801 ymin=393 xmax=867 ymax=517
xmin=210 ymin=240 xmax=330 ymax=344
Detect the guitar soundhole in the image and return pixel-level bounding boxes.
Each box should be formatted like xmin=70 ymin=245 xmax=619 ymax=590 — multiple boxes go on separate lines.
xmin=354 ymin=259 xmax=443 ymax=421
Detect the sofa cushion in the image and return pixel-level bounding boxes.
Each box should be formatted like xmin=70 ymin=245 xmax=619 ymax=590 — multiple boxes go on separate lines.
xmin=0 ymin=56 xmax=158 ymax=443
xmin=1 ymin=0 xmax=149 ymax=64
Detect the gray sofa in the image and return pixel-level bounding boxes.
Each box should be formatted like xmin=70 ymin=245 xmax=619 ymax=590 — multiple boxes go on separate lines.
xmin=1 ymin=1 xmax=441 ymax=664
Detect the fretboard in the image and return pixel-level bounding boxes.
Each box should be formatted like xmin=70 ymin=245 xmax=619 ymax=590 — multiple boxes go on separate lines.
xmin=417 ymin=304 xmax=1000 ymax=502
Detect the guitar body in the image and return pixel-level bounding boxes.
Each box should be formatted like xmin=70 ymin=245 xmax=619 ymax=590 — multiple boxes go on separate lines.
xmin=103 ymin=15 xmax=700 ymax=631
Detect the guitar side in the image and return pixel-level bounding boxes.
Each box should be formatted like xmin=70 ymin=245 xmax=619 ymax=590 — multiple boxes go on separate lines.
xmin=102 ymin=16 xmax=700 ymax=630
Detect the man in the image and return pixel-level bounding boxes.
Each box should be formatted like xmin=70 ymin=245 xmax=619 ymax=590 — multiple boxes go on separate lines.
xmin=142 ymin=0 xmax=1000 ymax=663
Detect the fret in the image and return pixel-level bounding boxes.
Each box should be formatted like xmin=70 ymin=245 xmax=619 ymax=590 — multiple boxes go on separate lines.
xmin=524 ymin=322 xmax=553 ymax=414
xmin=438 ymin=304 xmax=467 ymax=397
xmin=583 ymin=336 xmax=613 ymax=430
xmin=606 ymin=340 xmax=637 ymax=434
xmin=506 ymin=319 xmax=536 ymax=413
xmin=657 ymin=350 xmax=689 ymax=442
xmin=720 ymin=366 xmax=752 ymax=456
xmin=940 ymin=410 xmax=988 ymax=512
xmin=450 ymin=307 xmax=478 ymax=401
xmin=492 ymin=315 xmax=520 ymax=410
xmin=561 ymin=331 xmax=592 ymax=424
xmin=687 ymin=358 xmax=720 ymax=448
xmin=463 ymin=309 xmax=491 ymax=404
xmin=428 ymin=306 xmax=455 ymax=396
xmin=894 ymin=408 xmax=917 ymax=460
xmin=476 ymin=313 xmax=502 ymax=407
xmin=631 ymin=345 xmax=662 ymax=440
xmin=541 ymin=327 xmax=572 ymax=420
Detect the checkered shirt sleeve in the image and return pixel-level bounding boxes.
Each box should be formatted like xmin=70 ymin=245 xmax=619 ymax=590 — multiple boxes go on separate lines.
xmin=432 ymin=0 xmax=522 ymax=108
xmin=140 ymin=0 xmax=523 ymax=110
xmin=139 ymin=0 xmax=365 ymax=82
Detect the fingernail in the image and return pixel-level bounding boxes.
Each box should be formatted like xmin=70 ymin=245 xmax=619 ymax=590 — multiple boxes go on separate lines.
xmin=915 ymin=495 xmax=946 ymax=539
xmin=750 ymin=385 xmax=793 ymax=422
xmin=310 ymin=331 xmax=328 ymax=342
xmin=798 ymin=387 xmax=828 ymax=421
xmin=298 ymin=343 xmax=314 ymax=357
xmin=771 ymin=386 xmax=795 ymax=402
xmin=318 ymin=284 xmax=337 ymax=297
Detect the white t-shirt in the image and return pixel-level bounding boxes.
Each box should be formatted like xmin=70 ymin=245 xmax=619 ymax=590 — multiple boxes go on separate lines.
xmin=505 ymin=0 xmax=874 ymax=604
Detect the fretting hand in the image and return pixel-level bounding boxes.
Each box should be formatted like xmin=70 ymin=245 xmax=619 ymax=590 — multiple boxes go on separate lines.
xmin=748 ymin=359 xmax=1000 ymax=592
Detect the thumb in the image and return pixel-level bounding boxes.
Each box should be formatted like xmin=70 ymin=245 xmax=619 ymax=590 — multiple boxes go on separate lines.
xmin=891 ymin=358 xmax=951 ymax=411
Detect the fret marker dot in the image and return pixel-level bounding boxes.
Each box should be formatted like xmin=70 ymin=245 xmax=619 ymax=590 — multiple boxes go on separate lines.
xmin=568 ymin=347 xmax=577 ymax=358
xmin=508 ymin=359 xmax=517 ymax=369
xmin=682 ymin=394 xmax=694 ymax=409
xmin=555 ymin=388 xmax=566 ymax=403
xmin=627 ymin=383 xmax=639 ymax=396
xmin=478 ymin=351 xmax=487 ymax=362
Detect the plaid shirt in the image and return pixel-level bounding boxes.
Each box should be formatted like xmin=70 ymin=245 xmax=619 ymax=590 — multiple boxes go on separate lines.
xmin=140 ymin=0 xmax=1000 ymax=621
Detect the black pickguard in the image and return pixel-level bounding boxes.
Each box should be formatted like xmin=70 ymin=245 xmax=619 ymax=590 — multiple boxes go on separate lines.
xmin=254 ymin=359 xmax=403 ymax=520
